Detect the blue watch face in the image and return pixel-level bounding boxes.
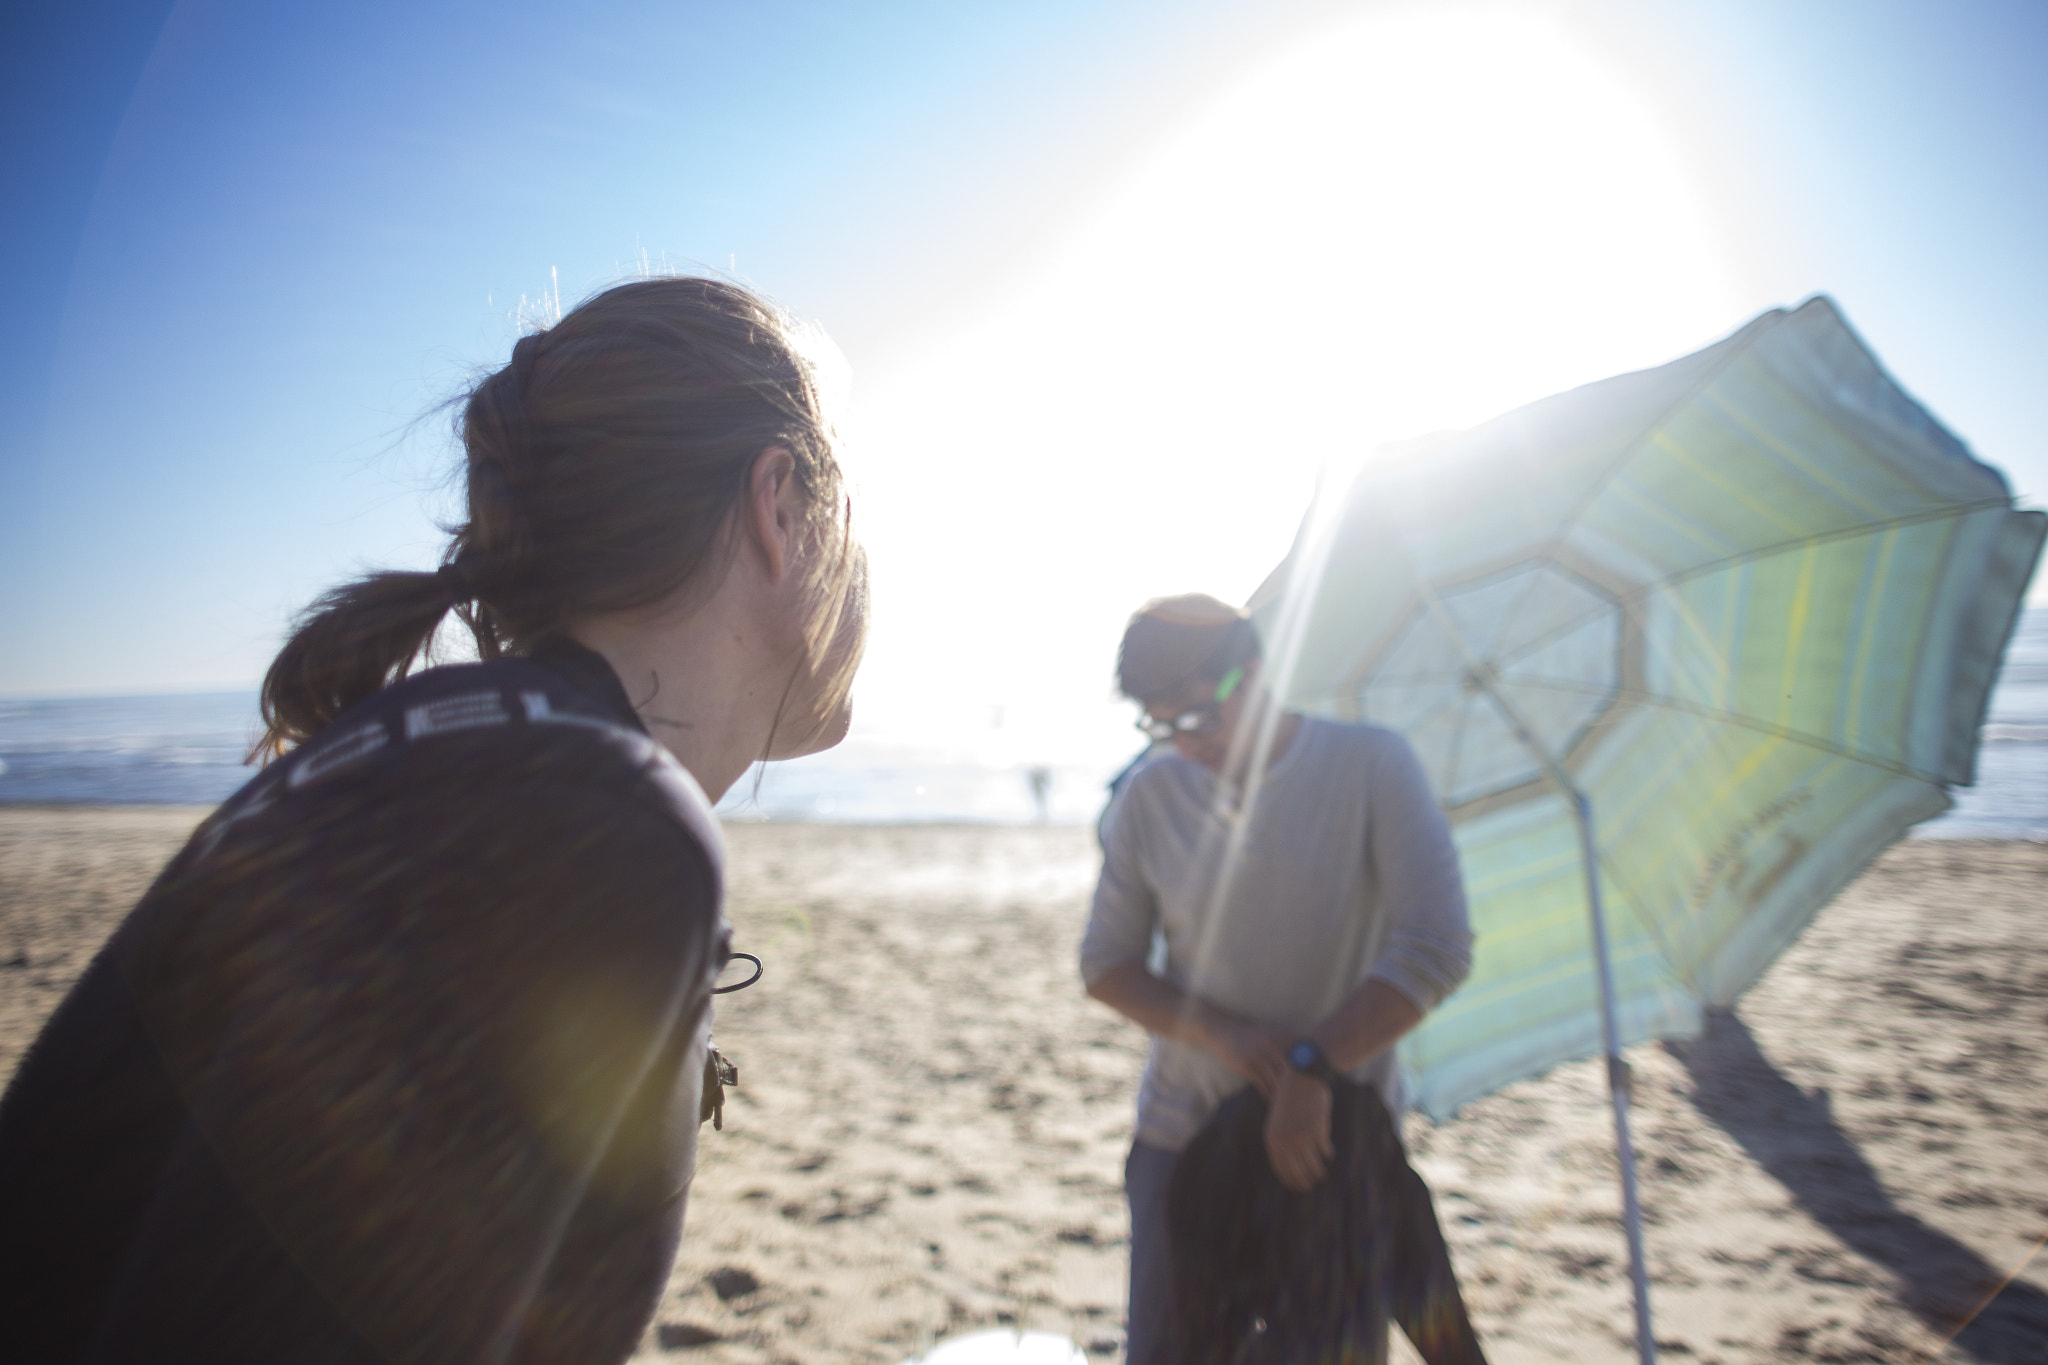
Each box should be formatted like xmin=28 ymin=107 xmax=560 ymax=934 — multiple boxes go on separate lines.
xmin=1289 ymin=1041 xmax=1319 ymax=1069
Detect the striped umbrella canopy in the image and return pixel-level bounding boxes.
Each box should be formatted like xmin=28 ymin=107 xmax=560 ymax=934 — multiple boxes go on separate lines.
xmin=1249 ymin=296 xmax=2043 ymax=1361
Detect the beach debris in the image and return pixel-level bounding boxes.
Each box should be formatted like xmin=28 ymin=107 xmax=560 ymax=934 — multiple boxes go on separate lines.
xmin=707 ymin=1266 xmax=760 ymax=1301
xmin=656 ymin=1322 xmax=721 ymax=1349
xmin=896 ymin=1329 xmax=1086 ymax=1365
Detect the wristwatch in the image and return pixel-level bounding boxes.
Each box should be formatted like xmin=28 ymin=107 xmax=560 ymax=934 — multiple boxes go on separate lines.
xmin=1287 ymin=1038 xmax=1339 ymax=1085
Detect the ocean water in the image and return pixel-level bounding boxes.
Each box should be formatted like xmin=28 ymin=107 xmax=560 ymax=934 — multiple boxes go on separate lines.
xmin=0 ymin=690 xmax=1128 ymax=825
xmin=0 ymin=692 xmax=263 ymax=806
xmin=3 ymin=609 xmax=2043 ymax=835
xmin=1939 ymin=604 xmax=2048 ymax=838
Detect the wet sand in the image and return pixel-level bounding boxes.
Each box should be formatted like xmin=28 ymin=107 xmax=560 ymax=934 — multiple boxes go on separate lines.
xmin=2 ymin=809 xmax=2043 ymax=1363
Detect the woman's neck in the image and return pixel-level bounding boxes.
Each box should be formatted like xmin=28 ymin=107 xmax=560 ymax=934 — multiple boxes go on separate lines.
xmin=568 ymin=592 xmax=797 ymax=803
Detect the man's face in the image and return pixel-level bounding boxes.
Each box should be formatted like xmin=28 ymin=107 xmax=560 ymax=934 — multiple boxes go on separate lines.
xmin=1141 ymin=667 xmax=1254 ymax=773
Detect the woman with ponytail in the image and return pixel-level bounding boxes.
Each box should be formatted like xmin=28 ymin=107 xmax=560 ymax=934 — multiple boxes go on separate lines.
xmin=0 ymin=278 xmax=868 ymax=1364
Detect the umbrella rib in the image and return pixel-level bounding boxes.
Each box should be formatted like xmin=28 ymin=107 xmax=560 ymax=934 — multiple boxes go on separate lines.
xmin=1443 ymin=691 xmax=1474 ymax=805
xmin=1500 ymin=674 xmax=1946 ymax=785
xmin=1625 ymin=498 xmax=2012 ymax=598
xmin=1482 ymin=500 xmax=2013 ymax=675
xmin=1540 ymin=308 xmax=1787 ymax=552
xmin=1493 ymin=553 xmax=1555 ymax=658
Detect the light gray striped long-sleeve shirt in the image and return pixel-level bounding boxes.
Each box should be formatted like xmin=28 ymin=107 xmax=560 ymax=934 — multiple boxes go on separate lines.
xmin=1081 ymin=717 xmax=1473 ymax=1151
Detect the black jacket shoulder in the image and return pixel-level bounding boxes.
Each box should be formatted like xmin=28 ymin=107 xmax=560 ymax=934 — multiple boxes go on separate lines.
xmin=177 ymin=646 xmax=724 ymax=897
xmin=0 ymin=643 xmax=728 ymax=1365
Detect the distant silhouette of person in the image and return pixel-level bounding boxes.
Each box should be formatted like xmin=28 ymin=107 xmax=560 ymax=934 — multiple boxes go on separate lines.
xmin=0 ymin=278 xmax=869 ymax=1364
xmin=1026 ymin=765 xmax=1053 ymax=822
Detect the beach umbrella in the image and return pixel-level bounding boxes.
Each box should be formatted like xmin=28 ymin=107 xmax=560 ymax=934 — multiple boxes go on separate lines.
xmin=1247 ymin=296 xmax=2045 ymax=1364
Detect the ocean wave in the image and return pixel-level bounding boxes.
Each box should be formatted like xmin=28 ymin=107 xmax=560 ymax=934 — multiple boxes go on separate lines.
xmin=1981 ymin=723 xmax=2048 ymax=743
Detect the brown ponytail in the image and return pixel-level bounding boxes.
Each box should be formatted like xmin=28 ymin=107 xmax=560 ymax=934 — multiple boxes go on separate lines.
xmin=255 ymin=277 xmax=864 ymax=759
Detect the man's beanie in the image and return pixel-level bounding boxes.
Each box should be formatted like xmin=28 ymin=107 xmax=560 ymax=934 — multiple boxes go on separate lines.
xmin=1116 ymin=594 xmax=1261 ymax=702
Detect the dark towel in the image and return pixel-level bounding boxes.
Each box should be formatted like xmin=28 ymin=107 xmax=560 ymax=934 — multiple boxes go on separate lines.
xmin=1166 ymin=1079 xmax=1487 ymax=1365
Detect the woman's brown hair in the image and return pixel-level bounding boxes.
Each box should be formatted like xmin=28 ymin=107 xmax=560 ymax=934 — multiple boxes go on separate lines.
xmin=256 ymin=276 xmax=866 ymax=758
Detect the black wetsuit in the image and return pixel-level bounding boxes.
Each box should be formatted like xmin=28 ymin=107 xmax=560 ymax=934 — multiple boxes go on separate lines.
xmin=0 ymin=640 xmax=726 ymax=1364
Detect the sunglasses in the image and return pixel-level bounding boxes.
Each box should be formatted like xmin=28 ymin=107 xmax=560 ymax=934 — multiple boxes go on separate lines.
xmin=1135 ymin=666 xmax=1246 ymax=742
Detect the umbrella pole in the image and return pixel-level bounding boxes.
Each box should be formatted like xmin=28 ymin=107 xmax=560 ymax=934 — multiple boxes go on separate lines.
xmin=1465 ymin=666 xmax=1657 ymax=1363
xmin=1568 ymin=790 xmax=1658 ymax=1365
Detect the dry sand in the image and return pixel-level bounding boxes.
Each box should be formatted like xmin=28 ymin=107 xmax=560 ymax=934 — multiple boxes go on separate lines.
xmin=1 ymin=808 xmax=2043 ymax=1364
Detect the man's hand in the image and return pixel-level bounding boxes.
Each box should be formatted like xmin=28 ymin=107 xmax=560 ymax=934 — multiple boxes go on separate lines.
xmin=1264 ymin=1070 xmax=1334 ymax=1192
xmin=1203 ymin=1017 xmax=1294 ymax=1098
xmin=1086 ymin=965 xmax=1297 ymax=1097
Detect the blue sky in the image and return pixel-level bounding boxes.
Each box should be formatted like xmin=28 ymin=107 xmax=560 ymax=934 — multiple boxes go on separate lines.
xmin=3 ymin=0 xmax=2044 ymax=738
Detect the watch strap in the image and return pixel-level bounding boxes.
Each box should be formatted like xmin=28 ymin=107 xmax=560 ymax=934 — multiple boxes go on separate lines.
xmin=1287 ymin=1038 xmax=1339 ymax=1084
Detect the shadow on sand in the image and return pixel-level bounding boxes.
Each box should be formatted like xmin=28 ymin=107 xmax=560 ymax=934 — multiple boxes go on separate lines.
xmin=1665 ymin=1010 xmax=2048 ymax=1363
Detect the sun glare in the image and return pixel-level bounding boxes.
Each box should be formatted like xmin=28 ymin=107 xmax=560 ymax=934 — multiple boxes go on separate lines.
xmin=846 ymin=3 xmax=1745 ymax=767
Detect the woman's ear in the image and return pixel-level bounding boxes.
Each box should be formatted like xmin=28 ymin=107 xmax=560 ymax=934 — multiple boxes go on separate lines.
xmin=743 ymin=445 xmax=800 ymax=584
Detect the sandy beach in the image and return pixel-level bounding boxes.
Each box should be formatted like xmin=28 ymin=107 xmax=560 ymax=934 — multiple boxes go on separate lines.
xmin=2 ymin=808 xmax=2043 ymax=1364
